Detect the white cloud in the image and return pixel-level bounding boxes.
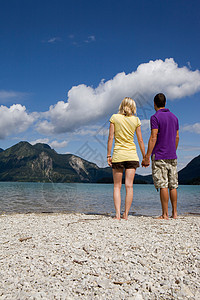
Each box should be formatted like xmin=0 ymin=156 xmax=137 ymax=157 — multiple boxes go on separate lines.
xmin=49 ymin=37 xmax=61 ymax=43
xmin=42 ymin=37 xmax=61 ymax=43
xmin=140 ymin=119 xmax=150 ymax=132
xmin=182 ymin=123 xmax=200 ymax=134
xmin=69 ymin=34 xmax=96 ymax=46
xmin=187 ymin=61 xmax=192 ymax=69
xmin=0 ymin=104 xmax=37 ymax=139
xmin=89 ymin=35 xmax=95 ymax=41
xmin=73 ymin=125 xmax=107 ymax=136
xmin=50 ymin=140 xmax=68 ymax=148
xmin=30 ymin=138 xmax=68 ymax=149
xmin=85 ymin=35 xmax=96 ymax=43
xmin=36 ymin=58 xmax=200 ymax=135
xmin=0 ymin=90 xmax=28 ymax=102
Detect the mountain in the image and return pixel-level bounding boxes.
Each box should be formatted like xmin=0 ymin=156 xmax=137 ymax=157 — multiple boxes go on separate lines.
xmin=0 ymin=142 xmax=99 ymax=182
xmin=178 ymin=155 xmax=200 ymax=185
xmin=0 ymin=148 xmax=4 ymax=153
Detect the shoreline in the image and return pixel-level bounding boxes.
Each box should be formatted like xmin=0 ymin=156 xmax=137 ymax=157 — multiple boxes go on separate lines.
xmin=0 ymin=213 xmax=199 ymax=299
xmin=0 ymin=211 xmax=200 ymax=217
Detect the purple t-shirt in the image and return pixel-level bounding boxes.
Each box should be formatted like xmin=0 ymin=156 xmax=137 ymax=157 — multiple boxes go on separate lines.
xmin=150 ymin=108 xmax=179 ymax=160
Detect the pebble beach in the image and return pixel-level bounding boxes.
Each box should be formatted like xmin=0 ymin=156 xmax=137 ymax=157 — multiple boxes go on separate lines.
xmin=0 ymin=213 xmax=199 ymax=300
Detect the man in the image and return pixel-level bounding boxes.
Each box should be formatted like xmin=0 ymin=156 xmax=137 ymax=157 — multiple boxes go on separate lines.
xmin=142 ymin=93 xmax=179 ymax=219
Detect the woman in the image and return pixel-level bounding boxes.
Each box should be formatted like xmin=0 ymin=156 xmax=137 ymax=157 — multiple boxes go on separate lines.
xmin=107 ymin=97 xmax=145 ymax=220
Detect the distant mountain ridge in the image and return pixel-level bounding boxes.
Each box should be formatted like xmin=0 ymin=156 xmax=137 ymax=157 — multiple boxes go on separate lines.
xmin=0 ymin=141 xmax=99 ymax=183
xmin=0 ymin=142 xmax=199 ymax=184
xmin=178 ymin=155 xmax=200 ymax=185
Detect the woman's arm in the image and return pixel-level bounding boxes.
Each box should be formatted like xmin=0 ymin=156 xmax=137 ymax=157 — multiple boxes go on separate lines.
xmin=136 ymin=125 xmax=145 ymax=159
xmin=107 ymin=122 xmax=114 ymax=166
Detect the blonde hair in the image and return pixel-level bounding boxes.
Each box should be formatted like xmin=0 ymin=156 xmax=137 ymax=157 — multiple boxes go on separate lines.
xmin=118 ymin=97 xmax=136 ymax=116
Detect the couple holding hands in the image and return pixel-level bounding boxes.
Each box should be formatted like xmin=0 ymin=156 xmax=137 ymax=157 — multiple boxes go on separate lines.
xmin=107 ymin=93 xmax=179 ymax=220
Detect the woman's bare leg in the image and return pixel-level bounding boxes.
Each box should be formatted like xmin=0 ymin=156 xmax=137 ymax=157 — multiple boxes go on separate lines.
xmin=112 ymin=169 xmax=123 ymax=219
xmin=123 ymin=168 xmax=136 ymax=220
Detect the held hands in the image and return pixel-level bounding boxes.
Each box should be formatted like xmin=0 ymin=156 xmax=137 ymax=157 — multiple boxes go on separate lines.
xmin=142 ymin=155 xmax=150 ymax=168
xmin=107 ymin=155 xmax=112 ymax=167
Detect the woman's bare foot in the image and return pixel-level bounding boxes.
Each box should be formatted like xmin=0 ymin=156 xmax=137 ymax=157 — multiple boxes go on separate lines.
xmin=156 ymin=215 xmax=169 ymax=220
xmin=122 ymin=213 xmax=128 ymax=220
xmin=171 ymin=214 xmax=178 ymax=219
xmin=113 ymin=216 xmax=120 ymax=220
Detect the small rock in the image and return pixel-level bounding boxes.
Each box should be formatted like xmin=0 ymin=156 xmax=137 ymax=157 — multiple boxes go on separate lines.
xmin=97 ymin=279 xmax=111 ymax=289
xmin=182 ymin=285 xmax=194 ymax=297
xmin=133 ymin=292 xmax=144 ymax=300
xmin=195 ymin=291 xmax=200 ymax=300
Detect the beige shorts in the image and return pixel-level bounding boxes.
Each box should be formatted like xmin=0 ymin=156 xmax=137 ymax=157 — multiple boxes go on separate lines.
xmin=152 ymin=155 xmax=178 ymax=190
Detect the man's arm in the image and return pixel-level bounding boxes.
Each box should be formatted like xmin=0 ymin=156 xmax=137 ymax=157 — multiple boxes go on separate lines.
xmin=176 ymin=130 xmax=179 ymax=150
xmin=142 ymin=129 xmax=158 ymax=166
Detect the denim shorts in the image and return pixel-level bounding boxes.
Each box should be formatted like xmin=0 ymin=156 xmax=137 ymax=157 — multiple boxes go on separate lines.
xmin=112 ymin=161 xmax=139 ymax=170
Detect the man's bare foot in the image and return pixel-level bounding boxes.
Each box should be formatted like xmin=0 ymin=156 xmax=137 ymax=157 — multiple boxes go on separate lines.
xmin=156 ymin=215 xmax=169 ymax=220
xmin=122 ymin=213 xmax=128 ymax=220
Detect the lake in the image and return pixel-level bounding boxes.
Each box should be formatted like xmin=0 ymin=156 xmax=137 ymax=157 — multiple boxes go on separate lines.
xmin=0 ymin=182 xmax=199 ymax=216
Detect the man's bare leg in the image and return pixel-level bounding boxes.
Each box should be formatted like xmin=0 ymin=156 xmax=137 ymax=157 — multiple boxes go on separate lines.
xmin=170 ymin=188 xmax=178 ymax=218
xmin=158 ymin=188 xmax=169 ymax=219
xmin=113 ymin=169 xmax=123 ymax=219
xmin=123 ymin=168 xmax=136 ymax=220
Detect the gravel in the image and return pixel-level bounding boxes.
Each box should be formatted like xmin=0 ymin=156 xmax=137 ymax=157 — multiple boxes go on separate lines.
xmin=0 ymin=213 xmax=199 ymax=299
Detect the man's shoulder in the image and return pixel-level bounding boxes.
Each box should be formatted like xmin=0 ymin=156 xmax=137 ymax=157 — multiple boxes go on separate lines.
xmin=150 ymin=112 xmax=158 ymax=121
xmin=166 ymin=111 xmax=179 ymax=124
xmin=169 ymin=111 xmax=178 ymax=120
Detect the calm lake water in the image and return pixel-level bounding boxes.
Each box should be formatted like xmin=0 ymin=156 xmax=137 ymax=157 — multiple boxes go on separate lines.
xmin=0 ymin=182 xmax=199 ymax=216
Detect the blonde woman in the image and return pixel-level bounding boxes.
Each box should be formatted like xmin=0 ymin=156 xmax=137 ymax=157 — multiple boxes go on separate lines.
xmin=107 ymin=97 xmax=145 ymax=220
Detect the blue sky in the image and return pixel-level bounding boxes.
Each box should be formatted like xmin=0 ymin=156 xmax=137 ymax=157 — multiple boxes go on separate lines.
xmin=0 ymin=0 xmax=200 ymax=175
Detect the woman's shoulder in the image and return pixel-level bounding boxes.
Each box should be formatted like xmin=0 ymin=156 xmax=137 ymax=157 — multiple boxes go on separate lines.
xmin=110 ymin=113 xmax=117 ymax=123
xmin=129 ymin=115 xmax=141 ymax=125
xmin=129 ymin=115 xmax=140 ymax=120
xmin=110 ymin=113 xmax=122 ymax=120
xmin=113 ymin=113 xmax=123 ymax=117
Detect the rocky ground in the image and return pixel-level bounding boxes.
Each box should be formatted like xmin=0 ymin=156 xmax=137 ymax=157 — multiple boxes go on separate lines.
xmin=0 ymin=213 xmax=199 ymax=299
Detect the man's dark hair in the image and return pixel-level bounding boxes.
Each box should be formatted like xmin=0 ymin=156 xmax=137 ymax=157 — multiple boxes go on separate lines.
xmin=154 ymin=93 xmax=166 ymax=108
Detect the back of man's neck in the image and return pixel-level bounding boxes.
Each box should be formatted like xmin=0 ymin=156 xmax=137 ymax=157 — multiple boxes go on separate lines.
xmin=156 ymin=107 xmax=165 ymax=111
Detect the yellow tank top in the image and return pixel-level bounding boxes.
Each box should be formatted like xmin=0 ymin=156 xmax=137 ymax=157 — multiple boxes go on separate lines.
xmin=109 ymin=113 xmax=141 ymax=162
